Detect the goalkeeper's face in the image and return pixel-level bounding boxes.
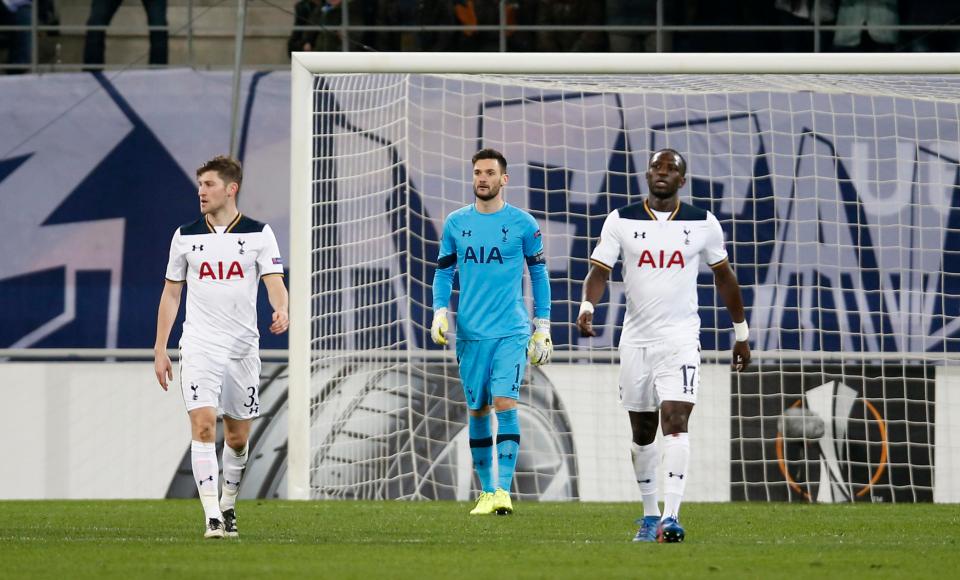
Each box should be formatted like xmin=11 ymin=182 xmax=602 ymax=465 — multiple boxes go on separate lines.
xmin=473 ymin=160 xmax=508 ymax=202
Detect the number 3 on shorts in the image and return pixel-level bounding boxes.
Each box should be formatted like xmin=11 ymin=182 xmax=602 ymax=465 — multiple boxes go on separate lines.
xmin=243 ymin=386 xmax=258 ymax=409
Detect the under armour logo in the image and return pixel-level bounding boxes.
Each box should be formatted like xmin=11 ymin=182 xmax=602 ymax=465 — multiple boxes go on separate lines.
xmin=501 ymin=226 xmax=509 ymax=242
xmin=498 ymin=452 xmax=515 ymax=460
xmin=192 ymin=244 xmax=204 ymax=251
xmin=225 ymin=479 xmax=240 ymax=487
xmin=638 ymin=478 xmax=652 ymax=484
xmin=462 ymin=230 xmax=472 ymax=237
xmin=511 ymin=384 xmax=519 ymax=392
xmin=190 ymin=384 xmax=199 ymax=401
xmin=476 ymin=459 xmax=486 ymax=467
xmin=683 ymin=228 xmax=691 ymax=245
xmin=199 ymin=475 xmax=214 ymax=485
xmin=668 ymin=472 xmax=685 ymax=479
xmin=634 ymin=232 xmax=646 ymax=239
xmin=683 ymin=386 xmax=694 ymax=395
xmin=237 ymin=239 xmax=246 ymax=254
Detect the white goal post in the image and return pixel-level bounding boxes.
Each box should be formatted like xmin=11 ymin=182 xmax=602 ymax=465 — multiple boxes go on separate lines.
xmin=289 ymin=52 xmax=960 ymax=502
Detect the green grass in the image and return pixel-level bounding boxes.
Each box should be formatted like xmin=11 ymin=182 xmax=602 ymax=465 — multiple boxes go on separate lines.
xmin=1 ymin=500 xmax=957 ymax=579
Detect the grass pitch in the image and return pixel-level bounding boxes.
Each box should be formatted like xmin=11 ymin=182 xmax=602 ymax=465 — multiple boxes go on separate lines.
xmin=1 ymin=500 xmax=957 ymax=579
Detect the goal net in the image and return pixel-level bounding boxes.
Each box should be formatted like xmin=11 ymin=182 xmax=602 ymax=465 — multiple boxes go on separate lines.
xmin=289 ymin=53 xmax=960 ymax=503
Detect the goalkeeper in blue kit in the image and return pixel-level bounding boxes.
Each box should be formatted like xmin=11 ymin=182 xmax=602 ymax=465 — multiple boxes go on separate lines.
xmin=431 ymin=148 xmax=553 ymax=515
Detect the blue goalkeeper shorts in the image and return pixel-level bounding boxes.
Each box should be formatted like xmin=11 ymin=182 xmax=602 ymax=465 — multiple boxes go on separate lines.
xmin=455 ymin=334 xmax=528 ymax=411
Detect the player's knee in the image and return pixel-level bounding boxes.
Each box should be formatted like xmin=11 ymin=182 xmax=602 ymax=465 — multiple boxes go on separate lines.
xmin=192 ymin=422 xmax=216 ymax=442
xmin=493 ymin=397 xmax=516 ymax=412
xmin=631 ymin=427 xmax=657 ymax=446
xmin=660 ymin=413 xmax=688 ymax=436
xmin=469 ymin=405 xmax=491 ymax=417
xmin=224 ymin=432 xmax=248 ymax=451
xmin=629 ymin=412 xmax=658 ymax=445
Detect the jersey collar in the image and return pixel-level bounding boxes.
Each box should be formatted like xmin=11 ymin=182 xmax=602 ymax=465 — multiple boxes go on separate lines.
xmin=643 ymin=198 xmax=681 ymax=221
xmin=204 ymin=212 xmax=243 ymax=233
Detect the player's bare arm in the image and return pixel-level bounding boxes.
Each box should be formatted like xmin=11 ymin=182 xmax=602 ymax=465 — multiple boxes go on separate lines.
xmin=577 ymin=264 xmax=611 ymax=337
xmin=263 ymin=274 xmax=289 ymax=335
xmin=712 ymin=260 xmax=751 ymax=372
xmin=154 ymin=279 xmax=184 ymax=390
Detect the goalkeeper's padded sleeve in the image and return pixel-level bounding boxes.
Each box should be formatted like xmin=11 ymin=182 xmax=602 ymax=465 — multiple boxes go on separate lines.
xmin=527 ymin=259 xmax=551 ymax=320
xmin=432 ymin=254 xmax=456 ymax=310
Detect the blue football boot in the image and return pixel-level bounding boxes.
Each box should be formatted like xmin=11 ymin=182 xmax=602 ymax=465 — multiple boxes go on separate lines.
xmin=632 ymin=516 xmax=660 ymax=543
xmin=657 ymin=516 xmax=685 ymax=543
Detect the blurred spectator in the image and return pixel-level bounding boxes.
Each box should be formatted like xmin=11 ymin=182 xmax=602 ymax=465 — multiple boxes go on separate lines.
xmin=0 ymin=0 xmax=31 ymax=72
xmin=372 ymin=0 xmax=416 ymax=51
xmin=451 ymin=1 xmax=540 ymax=52
xmin=288 ymin=0 xmax=353 ymax=53
xmin=536 ymin=0 xmax=606 ymax=52
xmin=774 ymin=0 xmax=836 ymax=51
xmin=832 ymin=0 xmax=897 ymax=51
xmin=606 ymin=0 xmax=667 ymax=52
xmin=671 ymin=0 xmax=776 ymax=52
xmin=904 ymin=1 xmax=960 ymax=52
xmin=370 ymin=0 xmax=459 ymax=52
xmin=84 ymin=0 xmax=167 ymax=68
xmin=452 ymin=0 xmax=508 ymax=51
xmin=38 ymin=0 xmax=56 ymax=32
xmin=289 ymin=0 xmax=324 ymax=53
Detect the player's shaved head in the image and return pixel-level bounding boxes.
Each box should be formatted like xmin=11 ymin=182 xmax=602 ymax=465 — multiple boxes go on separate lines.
xmin=472 ymin=148 xmax=508 ymax=175
xmin=197 ymin=155 xmax=243 ymax=196
xmin=649 ymin=149 xmax=687 ymax=177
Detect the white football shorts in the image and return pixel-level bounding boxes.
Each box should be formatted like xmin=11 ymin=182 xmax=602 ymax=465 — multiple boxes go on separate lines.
xmin=179 ymin=350 xmax=262 ymax=419
xmin=618 ymin=339 xmax=701 ymax=412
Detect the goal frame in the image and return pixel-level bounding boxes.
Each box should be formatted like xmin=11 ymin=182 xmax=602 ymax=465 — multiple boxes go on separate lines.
xmin=288 ymin=51 xmax=960 ymax=500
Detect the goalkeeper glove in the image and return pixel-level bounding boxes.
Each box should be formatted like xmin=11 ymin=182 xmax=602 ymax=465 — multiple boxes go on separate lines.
xmin=431 ymin=308 xmax=449 ymax=346
xmin=527 ymin=318 xmax=553 ymax=366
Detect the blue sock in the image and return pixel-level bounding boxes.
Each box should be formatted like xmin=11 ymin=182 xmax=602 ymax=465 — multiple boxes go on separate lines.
xmin=468 ymin=414 xmax=495 ymax=493
xmin=495 ymin=409 xmax=520 ymax=492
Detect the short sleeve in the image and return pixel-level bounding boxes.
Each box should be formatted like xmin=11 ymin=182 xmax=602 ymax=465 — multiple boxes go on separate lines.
xmin=164 ymin=230 xmax=187 ymax=281
xmin=702 ymin=212 xmax=728 ymax=267
xmin=589 ymin=211 xmax=622 ymax=270
xmin=257 ymin=224 xmax=285 ymax=277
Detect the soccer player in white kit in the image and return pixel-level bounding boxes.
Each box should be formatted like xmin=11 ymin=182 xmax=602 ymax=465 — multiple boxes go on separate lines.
xmin=576 ymin=149 xmax=751 ymax=543
xmin=153 ymin=156 xmax=289 ymax=539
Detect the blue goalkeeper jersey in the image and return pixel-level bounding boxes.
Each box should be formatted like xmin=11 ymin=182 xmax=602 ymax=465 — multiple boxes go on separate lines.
xmin=432 ymin=203 xmax=551 ymax=341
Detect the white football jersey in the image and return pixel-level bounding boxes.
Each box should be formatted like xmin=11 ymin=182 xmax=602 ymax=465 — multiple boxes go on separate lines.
xmin=590 ymin=199 xmax=728 ymax=347
xmin=165 ymin=213 xmax=284 ymax=358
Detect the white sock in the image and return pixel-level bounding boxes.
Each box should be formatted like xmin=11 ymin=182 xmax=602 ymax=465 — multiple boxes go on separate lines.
xmin=631 ymin=441 xmax=660 ymax=517
xmin=191 ymin=440 xmax=221 ymax=521
xmin=220 ymin=443 xmax=248 ymax=511
xmin=661 ymin=433 xmax=690 ymax=520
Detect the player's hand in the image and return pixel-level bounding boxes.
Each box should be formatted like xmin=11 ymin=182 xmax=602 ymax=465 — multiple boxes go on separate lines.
xmin=431 ymin=308 xmax=449 ymax=346
xmin=732 ymin=340 xmax=751 ymax=372
xmin=576 ymin=311 xmax=596 ymax=337
xmin=527 ymin=318 xmax=553 ymax=366
xmin=154 ymin=351 xmax=173 ymax=391
xmin=270 ymin=309 xmax=289 ymax=335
